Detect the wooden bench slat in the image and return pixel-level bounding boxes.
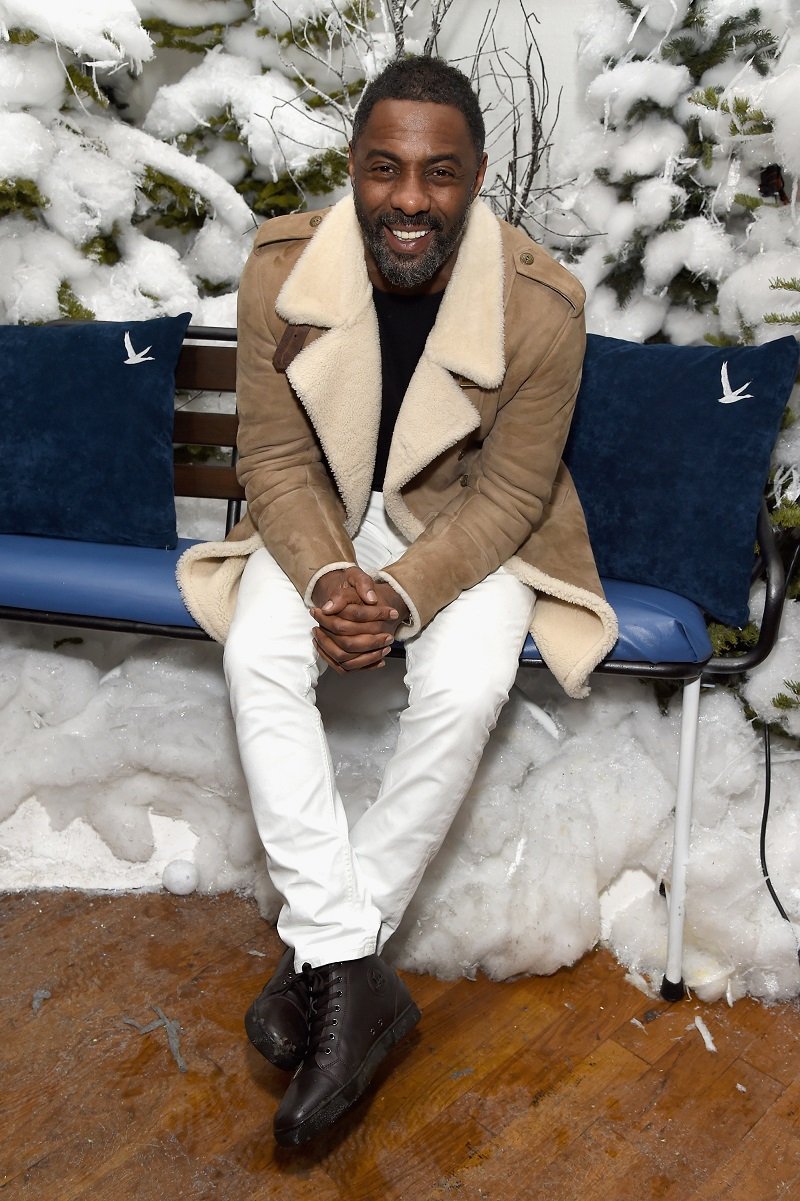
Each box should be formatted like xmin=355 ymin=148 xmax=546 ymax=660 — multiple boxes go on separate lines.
xmin=175 ymin=343 xmax=237 ymax=392
xmin=173 ymin=411 xmax=238 ymax=447
xmin=173 ymin=463 xmax=244 ymax=501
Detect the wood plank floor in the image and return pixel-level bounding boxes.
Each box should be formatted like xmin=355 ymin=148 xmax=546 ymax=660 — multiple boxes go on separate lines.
xmin=2 ymin=890 xmax=799 ymax=1201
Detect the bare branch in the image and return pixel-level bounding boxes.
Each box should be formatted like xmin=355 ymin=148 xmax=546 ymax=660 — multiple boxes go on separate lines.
xmin=423 ymin=0 xmax=457 ymax=56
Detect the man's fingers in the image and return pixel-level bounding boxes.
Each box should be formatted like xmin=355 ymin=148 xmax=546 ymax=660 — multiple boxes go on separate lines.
xmin=311 ymin=608 xmax=397 ymax=635
xmin=319 ymin=586 xmax=361 ymax=615
xmin=313 ymin=629 xmax=392 ymax=671
xmin=346 ymin=568 xmax=379 ymax=605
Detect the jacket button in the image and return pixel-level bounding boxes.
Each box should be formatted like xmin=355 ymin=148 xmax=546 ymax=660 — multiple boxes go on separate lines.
xmin=459 ymin=474 xmax=469 ymax=487
xmin=310 ymin=214 xmax=322 ymax=227
xmin=519 ymin=251 xmax=534 ymax=265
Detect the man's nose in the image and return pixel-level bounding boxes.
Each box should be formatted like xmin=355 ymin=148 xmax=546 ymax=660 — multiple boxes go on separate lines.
xmin=389 ymin=169 xmax=431 ymax=215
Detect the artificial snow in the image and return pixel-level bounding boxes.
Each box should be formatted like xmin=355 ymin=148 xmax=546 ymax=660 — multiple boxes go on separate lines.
xmin=0 ymin=42 xmax=64 ymax=111
xmin=586 ymin=61 xmax=692 ymax=126
xmin=2 ymin=590 xmax=800 ymax=1002
xmin=0 ymin=0 xmax=155 ymax=72
xmin=254 ymin=0 xmax=339 ymax=37
xmin=0 ymin=111 xmax=54 ymax=179
xmin=583 ymin=283 xmax=670 ymax=341
xmin=692 ymin=1015 xmax=718 ymax=1052
xmin=135 ymin=0 xmax=249 ymax=22
xmin=642 ymin=216 xmax=736 ymax=291
xmin=717 ymin=249 xmax=800 ymax=344
xmin=0 ymin=0 xmax=798 ymax=1007
xmin=760 ymin=63 xmax=800 ymax=176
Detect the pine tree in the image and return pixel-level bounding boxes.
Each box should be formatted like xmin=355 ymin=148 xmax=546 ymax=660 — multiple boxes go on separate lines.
xmin=0 ymin=1 xmax=556 ymax=326
xmin=546 ymin=0 xmax=792 ymax=346
xmin=0 ymin=2 xmax=388 ymax=325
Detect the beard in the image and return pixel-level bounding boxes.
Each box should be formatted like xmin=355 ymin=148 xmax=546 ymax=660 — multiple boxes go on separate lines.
xmin=352 ymin=193 xmax=471 ymax=289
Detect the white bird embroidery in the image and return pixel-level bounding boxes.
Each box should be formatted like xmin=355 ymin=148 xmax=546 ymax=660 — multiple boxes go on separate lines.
xmin=717 ymin=360 xmax=753 ymax=404
xmin=123 ymin=331 xmax=155 ymax=364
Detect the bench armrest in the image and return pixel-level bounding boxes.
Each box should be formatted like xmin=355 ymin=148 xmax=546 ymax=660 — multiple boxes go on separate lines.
xmin=703 ymin=501 xmax=787 ymax=679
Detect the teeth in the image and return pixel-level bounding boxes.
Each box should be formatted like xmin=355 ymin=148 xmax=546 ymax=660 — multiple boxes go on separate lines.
xmin=392 ymin=229 xmax=429 ymax=241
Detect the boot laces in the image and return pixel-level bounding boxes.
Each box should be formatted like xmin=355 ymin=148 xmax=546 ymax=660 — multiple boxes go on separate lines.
xmin=302 ymin=963 xmax=343 ymax=1055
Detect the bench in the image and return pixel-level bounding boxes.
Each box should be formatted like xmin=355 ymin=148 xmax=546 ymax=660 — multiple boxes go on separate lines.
xmin=0 ymin=322 xmax=794 ymax=1001
xmin=0 ymin=326 xmax=243 ymax=640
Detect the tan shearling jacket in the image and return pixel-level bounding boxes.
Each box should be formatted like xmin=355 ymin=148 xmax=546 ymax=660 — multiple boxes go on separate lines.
xmin=177 ymin=196 xmax=618 ymax=697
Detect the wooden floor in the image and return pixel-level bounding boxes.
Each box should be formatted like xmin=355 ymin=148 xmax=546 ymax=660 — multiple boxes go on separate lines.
xmin=2 ymin=892 xmax=800 ymax=1201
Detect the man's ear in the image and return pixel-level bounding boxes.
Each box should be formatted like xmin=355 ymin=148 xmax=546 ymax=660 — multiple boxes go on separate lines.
xmin=347 ymin=143 xmax=355 ymax=184
xmin=472 ymin=152 xmax=488 ymax=199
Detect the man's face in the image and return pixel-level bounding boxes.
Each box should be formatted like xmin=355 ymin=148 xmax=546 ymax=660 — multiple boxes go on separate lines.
xmin=348 ymin=99 xmax=487 ymax=294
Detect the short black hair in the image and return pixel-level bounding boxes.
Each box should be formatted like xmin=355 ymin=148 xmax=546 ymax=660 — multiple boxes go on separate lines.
xmin=351 ymin=56 xmax=485 ymax=161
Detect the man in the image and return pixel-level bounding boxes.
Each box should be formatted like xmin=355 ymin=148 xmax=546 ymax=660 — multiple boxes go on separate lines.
xmin=178 ymin=56 xmax=617 ymax=1147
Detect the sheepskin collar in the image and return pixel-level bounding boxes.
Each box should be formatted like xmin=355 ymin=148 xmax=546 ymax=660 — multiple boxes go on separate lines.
xmin=275 ymin=194 xmax=505 ymax=537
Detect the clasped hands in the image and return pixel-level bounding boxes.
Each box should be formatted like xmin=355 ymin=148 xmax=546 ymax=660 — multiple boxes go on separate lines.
xmin=310 ymin=566 xmax=409 ymax=674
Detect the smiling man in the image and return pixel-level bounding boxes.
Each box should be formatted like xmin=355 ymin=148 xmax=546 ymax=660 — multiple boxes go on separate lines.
xmin=178 ymin=56 xmax=616 ymax=1147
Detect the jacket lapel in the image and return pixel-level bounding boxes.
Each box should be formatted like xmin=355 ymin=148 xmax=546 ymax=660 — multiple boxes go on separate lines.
xmin=383 ymin=201 xmax=505 ymax=535
xmin=275 ymin=195 xmax=506 ymax=536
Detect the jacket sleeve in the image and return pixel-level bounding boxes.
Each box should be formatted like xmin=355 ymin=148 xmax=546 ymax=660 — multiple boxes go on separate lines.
xmin=235 ymin=245 xmax=357 ymax=599
xmin=378 ymin=296 xmax=586 ymax=634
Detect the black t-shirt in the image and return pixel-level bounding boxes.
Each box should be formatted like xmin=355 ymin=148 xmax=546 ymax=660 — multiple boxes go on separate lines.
xmin=371 ymin=287 xmax=444 ymax=491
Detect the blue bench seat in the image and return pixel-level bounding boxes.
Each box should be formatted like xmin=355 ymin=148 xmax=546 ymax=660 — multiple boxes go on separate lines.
xmin=0 ymin=533 xmax=712 ymax=664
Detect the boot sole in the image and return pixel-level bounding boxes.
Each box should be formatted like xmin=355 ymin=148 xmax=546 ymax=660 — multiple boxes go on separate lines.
xmin=273 ymin=1000 xmax=421 ymax=1147
xmin=244 ymin=1007 xmax=304 ymax=1072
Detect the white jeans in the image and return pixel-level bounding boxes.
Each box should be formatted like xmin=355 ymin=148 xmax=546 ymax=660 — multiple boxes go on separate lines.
xmin=224 ymin=493 xmax=536 ymax=968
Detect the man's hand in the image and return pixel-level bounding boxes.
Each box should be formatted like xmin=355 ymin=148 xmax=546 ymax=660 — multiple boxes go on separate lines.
xmin=310 ymin=569 xmax=410 ymax=673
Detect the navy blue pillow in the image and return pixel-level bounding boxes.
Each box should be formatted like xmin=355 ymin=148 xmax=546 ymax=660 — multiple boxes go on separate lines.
xmin=563 ymin=334 xmax=799 ymax=626
xmin=0 ymin=314 xmax=191 ymax=549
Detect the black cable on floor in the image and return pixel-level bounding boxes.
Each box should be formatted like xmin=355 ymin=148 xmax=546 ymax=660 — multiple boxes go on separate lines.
xmin=758 ymin=724 xmax=800 ymax=967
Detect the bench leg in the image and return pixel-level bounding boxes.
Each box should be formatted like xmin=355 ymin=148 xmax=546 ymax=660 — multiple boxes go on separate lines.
xmin=660 ymin=675 xmax=702 ymax=1002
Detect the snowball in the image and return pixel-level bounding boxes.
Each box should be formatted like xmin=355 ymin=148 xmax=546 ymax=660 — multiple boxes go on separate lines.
xmin=162 ymin=858 xmax=200 ymax=895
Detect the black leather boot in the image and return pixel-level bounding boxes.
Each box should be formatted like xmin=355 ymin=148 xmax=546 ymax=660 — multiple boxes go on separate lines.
xmin=245 ymin=946 xmax=310 ymax=1071
xmin=273 ymin=954 xmax=420 ymax=1147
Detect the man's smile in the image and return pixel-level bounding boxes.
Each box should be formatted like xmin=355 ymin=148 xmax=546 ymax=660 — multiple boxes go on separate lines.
xmin=383 ymin=224 xmax=435 ymax=254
